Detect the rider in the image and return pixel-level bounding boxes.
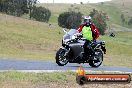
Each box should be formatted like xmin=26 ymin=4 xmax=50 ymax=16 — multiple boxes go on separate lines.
xmin=77 ymin=16 xmax=100 ymax=57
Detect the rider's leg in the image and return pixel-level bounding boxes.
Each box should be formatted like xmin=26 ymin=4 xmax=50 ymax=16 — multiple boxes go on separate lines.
xmin=83 ymin=40 xmax=91 ymax=56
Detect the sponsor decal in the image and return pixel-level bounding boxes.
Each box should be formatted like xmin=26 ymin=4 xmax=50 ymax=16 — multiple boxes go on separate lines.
xmin=76 ymin=66 xmax=131 ymax=85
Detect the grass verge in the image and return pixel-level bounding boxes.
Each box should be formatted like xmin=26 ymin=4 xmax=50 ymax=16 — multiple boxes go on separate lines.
xmin=0 ymin=71 xmax=131 ymax=88
xmin=101 ymin=32 xmax=132 ymax=67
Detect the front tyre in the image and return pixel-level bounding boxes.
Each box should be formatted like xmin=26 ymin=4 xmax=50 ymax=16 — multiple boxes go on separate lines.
xmin=56 ymin=48 xmax=69 ymax=66
xmin=89 ymin=49 xmax=103 ymax=68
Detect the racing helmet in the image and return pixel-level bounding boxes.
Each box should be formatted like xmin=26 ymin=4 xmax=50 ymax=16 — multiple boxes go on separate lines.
xmin=83 ymin=16 xmax=92 ymax=23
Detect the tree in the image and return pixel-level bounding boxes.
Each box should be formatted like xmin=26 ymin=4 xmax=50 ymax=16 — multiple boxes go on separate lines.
xmin=31 ymin=6 xmax=51 ymax=22
xmin=0 ymin=0 xmax=28 ymax=16
xmin=128 ymin=17 xmax=132 ymax=25
xmin=101 ymin=2 xmax=104 ymax=5
xmin=80 ymin=2 xmax=83 ymax=4
xmin=27 ymin=0 xmax=38 ymax=19
xmin=121 ymin=14 xmax=125 ymax=25
xmin=58 ymin=11 xmax=82 ymax=29
xmin=89 ymin=9 xmax=108 ymax=35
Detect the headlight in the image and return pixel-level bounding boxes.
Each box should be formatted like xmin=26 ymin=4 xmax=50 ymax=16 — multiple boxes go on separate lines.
xmin=63 ymin=39 xmax=70 ymax=44
xmin=71 ymin=35 xmax=76 ymax=39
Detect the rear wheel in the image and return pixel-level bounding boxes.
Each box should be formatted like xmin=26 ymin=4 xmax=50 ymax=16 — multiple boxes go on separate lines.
xmin=89 ymin=49 xmax=103 ymax=68
xmin=56 ymin=48 xmax=69 ymax=66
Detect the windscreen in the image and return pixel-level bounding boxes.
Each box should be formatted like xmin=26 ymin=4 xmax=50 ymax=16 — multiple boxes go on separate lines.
xmin=63 ymin=29 xmax=78 ymax=40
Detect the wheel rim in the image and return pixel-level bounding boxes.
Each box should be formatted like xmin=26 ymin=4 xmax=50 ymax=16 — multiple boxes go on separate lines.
xmin=92 ymin=51 xmax=103 ymax=66
xmin=58 ymin=50 xmax=68 ymax=65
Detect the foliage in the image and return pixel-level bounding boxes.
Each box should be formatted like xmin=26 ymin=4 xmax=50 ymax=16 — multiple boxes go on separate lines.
xmin=128 ymin=17 xmax=132 ymax=25
xmin=0 ymin=0 xmax=38 ymax=17
xmin=121 ymin=14 xmax=125 ymax=24
xmin=58 ymin=11 xmax=82 ymax=29
xmin=89 ymin=9 xmax=108 ymax=35
xmin=31 ymin=6 xmax=51 ymax=22
xmin=27 ymin=0 xmax=38 ymax=19
xmin=0 ymin=0 xmax=28 ymax=17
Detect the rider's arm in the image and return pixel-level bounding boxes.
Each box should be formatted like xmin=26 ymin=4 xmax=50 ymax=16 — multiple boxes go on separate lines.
xmin=94 ymin=26 xmax=100 ymax=39
xmin=77 ymin=24 xmax=84 ymax=33
xmin=90 ymin=24 xmax=100 ymax=40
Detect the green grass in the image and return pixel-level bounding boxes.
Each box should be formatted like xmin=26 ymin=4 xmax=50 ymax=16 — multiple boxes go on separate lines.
xmin=102 ymin=32 xmax=132 ymax=55
xmin=0 ymin=13 xmax=63 ymax=60
xmin=0 ymin=71 xmax=131 ymax=88
xmin=49 ymin=14 xmax=58 ymax=23
xmin=101 ymin=32 xmax=132 ymax=67
xmin=0 ymin=71 xmax=76 ymax=88
xmin=94 ymin=3 xmax=122 ymax=25
xmin=0 ymin=71 xmax=75 ymax=83
xmin=94 ymin=0 xmax=132 ymax=28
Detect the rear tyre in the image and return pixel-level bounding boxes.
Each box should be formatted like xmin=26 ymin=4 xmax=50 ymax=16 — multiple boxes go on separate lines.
xmin=89 ymin=49 xmax=103 ymax=68
xmin=56 ymin=48 xmax=68 ymax=66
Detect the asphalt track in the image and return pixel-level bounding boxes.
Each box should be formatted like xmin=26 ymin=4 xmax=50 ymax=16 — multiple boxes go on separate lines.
xmin=0 ymin=59 xmax=132 ymax=73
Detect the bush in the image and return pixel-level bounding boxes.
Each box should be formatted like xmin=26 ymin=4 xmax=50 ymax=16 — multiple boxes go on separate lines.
xmin=58 ymin=11 xmax=82 ymax=29
xmin=121 ymin=14 xmax=125 ymax=25
xmin=0 ymin=0 xmax=28 ymax=17
xmin=31 ymin=6 xmax=51 ymax=22
xmin=128 ymin=17 xmax=132 ymax=25
xmin=89 ymin=9 xmax=108 ymax=35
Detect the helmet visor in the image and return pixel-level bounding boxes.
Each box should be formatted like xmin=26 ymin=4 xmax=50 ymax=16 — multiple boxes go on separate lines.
xmin=83 ymin=19 xmax=89 ymax=23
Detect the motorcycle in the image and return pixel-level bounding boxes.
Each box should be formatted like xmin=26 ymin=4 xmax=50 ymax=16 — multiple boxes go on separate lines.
xmin=55 ymin=29 xmax=106 ymax=67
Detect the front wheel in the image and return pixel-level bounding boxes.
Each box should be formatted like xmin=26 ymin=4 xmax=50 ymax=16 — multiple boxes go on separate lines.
xmin=89 ymin=49 xmax=103 ymax=68
xmin=56 ymin=48 xmax=69 ymax=66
